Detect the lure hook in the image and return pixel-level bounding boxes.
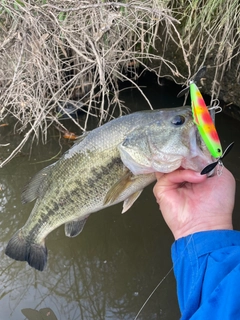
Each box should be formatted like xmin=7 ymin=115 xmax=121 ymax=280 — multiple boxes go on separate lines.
xmin=201 ymin=141 xmax=235 ymax=175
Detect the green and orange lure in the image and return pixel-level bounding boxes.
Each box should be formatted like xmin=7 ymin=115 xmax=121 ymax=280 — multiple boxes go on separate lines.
xmin=177 ymin=66 xmax=234 ymax=175
xmin=189 ymin=80 xmax=222 ymax=158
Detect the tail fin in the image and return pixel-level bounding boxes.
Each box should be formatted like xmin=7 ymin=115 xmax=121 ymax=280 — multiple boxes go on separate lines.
xmin=5 ymin=230 xmax=48 ymax=271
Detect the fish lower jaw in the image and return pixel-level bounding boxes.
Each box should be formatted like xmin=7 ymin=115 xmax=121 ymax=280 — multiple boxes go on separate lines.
xmin=126 ymin=160 xmax=183 ymax=174
xmin=181 ymin=156 xmax=212 ymax=173
xmin=146 ymin=159 xmax=183 ymax=174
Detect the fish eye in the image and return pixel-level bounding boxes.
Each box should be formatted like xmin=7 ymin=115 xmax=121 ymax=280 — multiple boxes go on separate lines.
xmin=171 ymin=115 xmax=185 ymax=126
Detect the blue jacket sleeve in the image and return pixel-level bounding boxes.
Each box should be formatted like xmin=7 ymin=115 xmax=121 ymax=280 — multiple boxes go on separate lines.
xmin=171 ymin=230 xmax=240 ymax=319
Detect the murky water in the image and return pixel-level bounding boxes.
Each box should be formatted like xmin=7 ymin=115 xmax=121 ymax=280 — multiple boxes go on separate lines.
xmin=0 ymin=78 xmax=240 ymax=320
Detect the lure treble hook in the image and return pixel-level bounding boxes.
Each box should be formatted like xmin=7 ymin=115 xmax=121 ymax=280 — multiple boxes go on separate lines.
xmin=200 ymin=142 xmax=235 ymax=175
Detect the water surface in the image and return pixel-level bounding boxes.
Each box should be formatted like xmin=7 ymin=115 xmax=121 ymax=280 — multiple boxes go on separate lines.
xmin=0 ymin=79 xmax=239 ymax=320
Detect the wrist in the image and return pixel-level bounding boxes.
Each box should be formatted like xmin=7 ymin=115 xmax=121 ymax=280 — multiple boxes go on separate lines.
xmin=172 ymin=219 xmax=233 ymax=240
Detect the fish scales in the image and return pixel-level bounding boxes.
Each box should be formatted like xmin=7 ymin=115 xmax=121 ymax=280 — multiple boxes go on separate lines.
xmin=23 ymin=153 xmax=128 ymax=241
xmin=5 ymin=107 xmax=212 ymax=271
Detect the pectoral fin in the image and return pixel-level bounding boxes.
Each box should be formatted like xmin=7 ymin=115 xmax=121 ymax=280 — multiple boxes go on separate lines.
xmin=104 ymin=169 xmax=134 ymax=205
xmin=122 ymin=190 xmax=143 ymax=214
xmin=65 ymin=217 xmax=88 ymax=238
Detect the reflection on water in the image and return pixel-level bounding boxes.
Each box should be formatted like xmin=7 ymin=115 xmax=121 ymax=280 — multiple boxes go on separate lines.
xmin=0 ymin=80 xmax=240 ymax=320
xmin=22 ymin=308 xmax=57 ymax=320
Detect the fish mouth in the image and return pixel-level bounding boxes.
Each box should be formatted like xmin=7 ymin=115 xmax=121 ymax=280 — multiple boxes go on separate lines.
xmin=119 ymin=117 xmax=213 ymax=175
xmin=182 ymin=126 xmax=212 ymax=171
xmin=150 ymin=126 xmax=213 ymax=173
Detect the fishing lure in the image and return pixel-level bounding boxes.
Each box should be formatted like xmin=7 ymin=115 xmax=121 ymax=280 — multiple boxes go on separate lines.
xmin=178 ymin=66 xmax=234 ymax=175
xmin=178 ymin=66 xmax=222 ymax=158
xmin=189 ymin=81 xmax=222 ymax=158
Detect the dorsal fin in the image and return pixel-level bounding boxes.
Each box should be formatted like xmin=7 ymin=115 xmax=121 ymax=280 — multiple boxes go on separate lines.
xmin=21 ymin=163 xmax=55 ymax=204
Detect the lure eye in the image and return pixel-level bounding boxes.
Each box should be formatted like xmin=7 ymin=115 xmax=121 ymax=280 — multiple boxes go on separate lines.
xmin=171 ymin=115 xmax=185 ymax=126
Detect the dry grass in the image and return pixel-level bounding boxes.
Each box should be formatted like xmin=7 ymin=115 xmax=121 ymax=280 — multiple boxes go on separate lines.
xmin=169 ymin=0 xmax=240 ymax=101
xmin=0 ymin=0 xmax=240 ymax=166
xmin=0 ymin=0 xmax=188 ymax=166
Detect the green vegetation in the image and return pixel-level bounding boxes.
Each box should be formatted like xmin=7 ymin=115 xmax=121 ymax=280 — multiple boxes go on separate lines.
xmin=0 ymin=0 xmax=239 ymax=166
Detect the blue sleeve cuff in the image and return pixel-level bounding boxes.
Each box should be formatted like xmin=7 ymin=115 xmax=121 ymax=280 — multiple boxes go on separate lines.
xmin=171 ymin=230 xmax=240 ymax=319
xmin=172 ymin=230 xmax=240 ymax=261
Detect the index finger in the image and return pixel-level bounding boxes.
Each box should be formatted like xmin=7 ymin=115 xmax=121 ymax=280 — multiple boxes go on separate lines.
xmin=155 ymin=169 xmax=207 ymax=186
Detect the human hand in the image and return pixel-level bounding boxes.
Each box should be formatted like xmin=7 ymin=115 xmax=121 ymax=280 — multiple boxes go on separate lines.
xmin=153 ymin=168 xmax=235 ymax=240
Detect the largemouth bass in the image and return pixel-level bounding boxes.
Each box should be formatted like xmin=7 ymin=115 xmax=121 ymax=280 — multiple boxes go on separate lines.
xmin=5 ymin=106 xmax=212 ymax=271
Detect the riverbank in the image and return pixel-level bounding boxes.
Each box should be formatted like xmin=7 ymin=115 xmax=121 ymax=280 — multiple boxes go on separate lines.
xmin=0 ymin=1 xmax=239 ymax=165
